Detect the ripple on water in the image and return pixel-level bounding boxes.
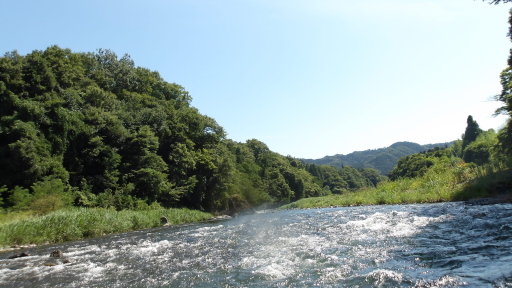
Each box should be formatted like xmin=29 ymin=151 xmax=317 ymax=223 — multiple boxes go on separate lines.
xmin=1 ymin=202 xmax=512 ymax=287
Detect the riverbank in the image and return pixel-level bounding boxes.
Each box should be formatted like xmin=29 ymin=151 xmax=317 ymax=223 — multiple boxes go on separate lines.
xmin=3 ymin=166 xmax=511 ymax=249
xmin=280 ymin=166 xmax=512 ymax=210
xmin=280 ymin=191 xmax=512 ymax=210
xmin=0 ymin=207 xmax=212 ymax=249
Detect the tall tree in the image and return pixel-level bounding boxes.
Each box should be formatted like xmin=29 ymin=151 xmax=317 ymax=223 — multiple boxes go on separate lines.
xmin=462 ymin=115 xmax=483 ymax=151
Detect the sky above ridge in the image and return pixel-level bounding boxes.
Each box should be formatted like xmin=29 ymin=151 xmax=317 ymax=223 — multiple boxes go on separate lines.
xmin=1 ymin=0 xmax=511 ymax=159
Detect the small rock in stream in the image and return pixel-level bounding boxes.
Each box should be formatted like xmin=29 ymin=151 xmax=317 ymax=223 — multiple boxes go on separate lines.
xmin=50 ymin=249 xmax=63 ymax=258
xmin=160 ymin=216 xmax=172 ymax=226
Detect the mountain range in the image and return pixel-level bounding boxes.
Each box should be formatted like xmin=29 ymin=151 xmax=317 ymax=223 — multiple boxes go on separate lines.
xmin=302 ymin=141 xmax=453 ymax=175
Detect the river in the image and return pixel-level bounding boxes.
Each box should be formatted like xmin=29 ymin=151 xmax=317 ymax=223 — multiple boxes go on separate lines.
xmin=1 ymin=202 xmax=512 ymax=287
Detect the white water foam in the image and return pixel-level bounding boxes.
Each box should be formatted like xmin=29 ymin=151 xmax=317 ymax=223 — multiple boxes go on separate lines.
xmin=340 ymin=211 xmax=453 ymax=240
xmin=365 ymin=269 xmax=405 ymax=286
xmin=2 ymin=203 xmax=512 ymax=287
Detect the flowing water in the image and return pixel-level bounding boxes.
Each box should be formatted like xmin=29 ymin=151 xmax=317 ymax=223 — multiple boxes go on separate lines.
xmin=1 ymin=202 xmax=512 ymax=287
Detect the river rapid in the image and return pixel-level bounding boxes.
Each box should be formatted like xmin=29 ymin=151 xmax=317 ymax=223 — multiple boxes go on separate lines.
xmin=1 ymin=202 xmax=512 ymax=287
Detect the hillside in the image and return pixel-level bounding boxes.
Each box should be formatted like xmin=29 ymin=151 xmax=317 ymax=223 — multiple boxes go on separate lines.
xmin=0 ymin=46 xmax=388 ymax=214
xmin=302 ymin=141 xmax=453 ymax=175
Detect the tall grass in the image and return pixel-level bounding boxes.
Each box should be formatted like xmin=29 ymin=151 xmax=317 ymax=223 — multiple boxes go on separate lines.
xmin=0 ymin=207 xmax=212 ymax=247
xmin=281 ymin=161 xmax=511 ymax=210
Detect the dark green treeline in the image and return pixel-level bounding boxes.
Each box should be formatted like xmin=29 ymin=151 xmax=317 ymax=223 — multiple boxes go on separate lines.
xmin=0 ymin=46 xmax=384 ymax=213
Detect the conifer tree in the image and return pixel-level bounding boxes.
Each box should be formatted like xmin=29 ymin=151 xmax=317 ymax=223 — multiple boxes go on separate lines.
xmin=462 ymin=115 xmax=483 ymax=151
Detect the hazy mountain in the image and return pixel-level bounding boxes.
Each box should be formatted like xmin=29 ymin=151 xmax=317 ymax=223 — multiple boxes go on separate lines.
xmin=302 ymin=141 xmax=453 ymax=175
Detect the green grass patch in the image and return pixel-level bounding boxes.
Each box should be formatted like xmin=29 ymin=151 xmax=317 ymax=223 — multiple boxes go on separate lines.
xmin=0 ymin=207 xmax=212 ymax=247
xmin=281 ymin=162 xmax=511 ymax=210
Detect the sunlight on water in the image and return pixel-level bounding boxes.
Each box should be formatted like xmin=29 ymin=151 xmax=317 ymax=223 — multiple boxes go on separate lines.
xmin=1 ymin=202 xmax=512 ymax=287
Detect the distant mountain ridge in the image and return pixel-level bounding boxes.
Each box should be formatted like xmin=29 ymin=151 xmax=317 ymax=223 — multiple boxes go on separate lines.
xmin=302 ymin=141 xmax=453 ymax=175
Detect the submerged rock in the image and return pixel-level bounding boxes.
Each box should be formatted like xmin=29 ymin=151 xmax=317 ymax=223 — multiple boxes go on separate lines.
xmin=46 ymin=250 xmax=72 ymax=265
xmin=160 ymin=216 xmax=172 ymax=226
xmin=8 ymin=252 xmax=30 ymax=259
xmin=50 ymin=250 xmax=63 ymax=258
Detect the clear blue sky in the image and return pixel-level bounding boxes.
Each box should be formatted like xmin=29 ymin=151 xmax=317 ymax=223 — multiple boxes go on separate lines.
xmin=1 ymin=0 xmax=511 ymax=159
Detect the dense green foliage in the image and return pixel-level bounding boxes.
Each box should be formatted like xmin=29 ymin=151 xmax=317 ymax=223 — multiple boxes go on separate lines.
xmin=388 ymin=147 xmax=452 ymax=181
xmin=303 ymin=141 xmax=451 ymax=175
xmin=305 ymin=163 xmax=387 ymax=194
xmin=389 ymin=117 xmax=498 ymax=181
xmin=281 ymin=159 xmax=510 ymax=210
xmin=0 ymin=46 xmax=384 ymax=216
xmin=461 ymin=115 xmax=483 ymax=151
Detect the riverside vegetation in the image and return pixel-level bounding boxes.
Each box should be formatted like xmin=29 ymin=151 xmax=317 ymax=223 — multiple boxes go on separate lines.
xmin=283 ymin=117 xmax=512 ymax=209
xmin=3 ymin=5 xmax=512 ymax=246
xmin=0 ymin=208 xmax=211 ymax=246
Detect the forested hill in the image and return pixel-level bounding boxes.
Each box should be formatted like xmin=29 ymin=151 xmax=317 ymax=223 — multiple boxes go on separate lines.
xmin=302 ymin=141 xmax=453 ymax=175
xmin=0 ymin=46 xmax=387 ymax=214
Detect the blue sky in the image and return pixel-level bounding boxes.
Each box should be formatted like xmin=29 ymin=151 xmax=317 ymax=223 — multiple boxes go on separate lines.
xmin=1 ymin=0 xmax=511 ymax=159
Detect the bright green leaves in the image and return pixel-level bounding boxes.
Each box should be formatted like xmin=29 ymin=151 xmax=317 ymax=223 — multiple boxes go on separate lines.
xmin=128 ymin=126 xmax=160 ymax=156
xmin=121 ymin=126 xmax=175 ymax=204
xmin=462 ymin=128 xmax=497 ymax=165
xmin=42 ymin=46 xmax=86 ymax=90
xmin=29 ymin=178 xmax=73 ymax=215
xmin=0 ymin=46 xmax=204 ymax=212
xmin=23 ymin=50 xmax=58 ymax=96
xmin=78 ymin=135 xmax=121 ymax=192
xmin=0 ymin=120 xmax=67 ymax=187
xmin=91 ymin=49 xmax=136 ymax=94
xmin=1 ymin=45 xmax=395 ymax=214
xmin=266 ymin=167 xmax=293 ymax=203
xmin=389 ymin=153 xmax=436 ymax=180
xmin=4 ymin=178 xmax=72 ymax=215
xmin=7 ymin=186 xmax=32 ymax=211
xmin=455 ymin=116 xmax=496 ymax=165
xmin=83 ymin=85 xmax=117 ymax=109
xmin=463 ymin=142 xmax=492 ymax=166
xmin=131 ymin=168 xmax=172 ymax=201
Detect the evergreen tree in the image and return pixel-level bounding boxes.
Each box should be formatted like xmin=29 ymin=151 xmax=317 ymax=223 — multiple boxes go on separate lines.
xmin=462 ymin=115 xmax=482 ymax=151
xmin=494 ymin=9 xmax=512 ymax=158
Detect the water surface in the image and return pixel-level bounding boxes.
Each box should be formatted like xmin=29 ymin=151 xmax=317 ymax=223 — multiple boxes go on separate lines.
xmin=1 ymin=202 xmax=512 ymax=287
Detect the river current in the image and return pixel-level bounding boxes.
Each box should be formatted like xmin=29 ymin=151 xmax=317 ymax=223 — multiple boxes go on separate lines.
xmin=1 ymin=202 xmax=512 ymax=287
